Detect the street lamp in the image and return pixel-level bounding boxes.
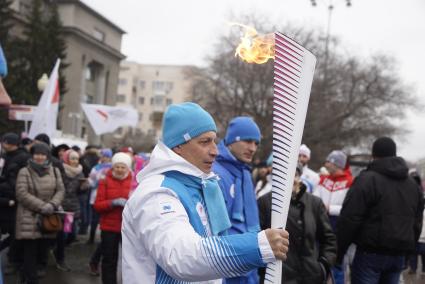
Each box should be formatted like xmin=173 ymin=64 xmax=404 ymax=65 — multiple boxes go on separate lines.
xmin=37 ymin=73 xmax=49 ymax=92
xmin=310 ymin=0 xmax=352 ymax=84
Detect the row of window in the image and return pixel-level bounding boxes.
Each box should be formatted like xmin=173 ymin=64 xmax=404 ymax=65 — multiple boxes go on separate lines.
xmin=118 ymin=79 xmax=174 ymax=94
xmin=116 ymin=95 xmax=172 ymax=106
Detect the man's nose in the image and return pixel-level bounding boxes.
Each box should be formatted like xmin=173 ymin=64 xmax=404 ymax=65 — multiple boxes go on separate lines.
xmin=210 ymin=143 xmax=218 ymax=157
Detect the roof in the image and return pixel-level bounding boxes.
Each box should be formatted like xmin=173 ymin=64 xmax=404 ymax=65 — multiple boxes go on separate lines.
xmin=55 ymin=0 xmax=126 ymax=34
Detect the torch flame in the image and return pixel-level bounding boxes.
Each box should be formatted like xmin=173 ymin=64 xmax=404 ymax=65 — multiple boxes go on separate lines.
xmin=232 ymin=23 xmax=275 ymax=64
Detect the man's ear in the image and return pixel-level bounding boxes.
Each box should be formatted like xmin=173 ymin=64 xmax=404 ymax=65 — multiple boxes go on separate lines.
xmin=173 ymin=145 xmax=182 ymax=155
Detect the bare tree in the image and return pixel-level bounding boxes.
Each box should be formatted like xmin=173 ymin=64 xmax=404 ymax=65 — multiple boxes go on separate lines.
xmin=186 ymin=16 xmax=416 ymax=167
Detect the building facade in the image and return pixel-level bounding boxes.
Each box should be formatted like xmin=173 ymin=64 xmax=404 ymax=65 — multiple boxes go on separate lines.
xmin=9 ymin=0 xmax=125 ymax=145
xmin=116 ymin=61 xmax=193 ymax=141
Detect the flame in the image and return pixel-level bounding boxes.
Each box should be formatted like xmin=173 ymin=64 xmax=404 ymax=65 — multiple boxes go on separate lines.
xmin=232 ymin=23 xmax=275 ymax=64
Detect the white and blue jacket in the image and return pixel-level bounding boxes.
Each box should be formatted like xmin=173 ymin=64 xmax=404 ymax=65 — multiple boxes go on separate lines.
xmin=122 ymin=141 xmax=275 ymax=284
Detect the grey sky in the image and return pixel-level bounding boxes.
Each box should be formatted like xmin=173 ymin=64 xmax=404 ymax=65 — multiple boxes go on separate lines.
xmin=83 ymin=0 xmax=425 ymax=162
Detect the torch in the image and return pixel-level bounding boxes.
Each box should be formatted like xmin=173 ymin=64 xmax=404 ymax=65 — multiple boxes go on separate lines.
xmin=234 ymin=26 xmax=316 ymax=284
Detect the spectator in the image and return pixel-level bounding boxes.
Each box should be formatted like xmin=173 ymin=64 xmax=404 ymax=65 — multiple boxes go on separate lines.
xmin=255 ymin=162 xmax=272 ymax=199
xmin=53 ymin=149 xmax=89 ymax=271
xmin=15 ymin=143 xmax=64 ymax=284
xmin=94 ymin=152 xmax=132 ymax=284
xmin=120 ymin=146 xmax=145 ymax=194
xmin=88 ymin=148 xmax=113 ymax=277
xmin=298 ymin=144 xmax=320 ymax=193
xmin=258 ymin=163 xmax=336 ymax=283
xmin=212 ymin=116 xmax=262 ymax=284
xmin=0 ymin=133 xmax=30 ymax=274
xmin=313 ymin=150 xmax=353 ymax=284
xmin=79 ymin=145 xmax=100 ymax=235
xmin=337 ymin=137 xmax=424 ymax=284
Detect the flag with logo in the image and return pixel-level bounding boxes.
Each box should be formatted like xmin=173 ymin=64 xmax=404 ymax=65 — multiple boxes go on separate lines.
xmin=81 ymin=103 xmax=138 ymax=135
xmin=28 ymin=59 xmax=60 ymax=139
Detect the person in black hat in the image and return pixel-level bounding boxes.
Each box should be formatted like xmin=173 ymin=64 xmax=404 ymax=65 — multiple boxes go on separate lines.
xmin=337 ymin=137 xmax=424 ymax=284
xmin=0 ymin=132 xmax=31 ymax=274
xmin=258 ymin=163 xmax=336 ymax=284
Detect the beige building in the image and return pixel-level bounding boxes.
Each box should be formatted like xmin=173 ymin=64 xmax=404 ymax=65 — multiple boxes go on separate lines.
xmin=116 ymin=61 xmax=192 ymax=140
xmin=9 ymin=0 xmax=125 ymax=145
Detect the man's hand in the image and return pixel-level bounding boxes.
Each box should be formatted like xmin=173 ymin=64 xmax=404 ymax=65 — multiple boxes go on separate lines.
xmin=264 ymin=228 xmax=289 ymax=260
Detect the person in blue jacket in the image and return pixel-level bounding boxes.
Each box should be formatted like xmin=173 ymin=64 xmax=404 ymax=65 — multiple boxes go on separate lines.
xmin=213 ymin=116 xmax=262 ymax=284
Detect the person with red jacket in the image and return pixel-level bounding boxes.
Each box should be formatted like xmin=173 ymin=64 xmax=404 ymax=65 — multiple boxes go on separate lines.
xmin=94 ymin=152 xmax=132 ymax=284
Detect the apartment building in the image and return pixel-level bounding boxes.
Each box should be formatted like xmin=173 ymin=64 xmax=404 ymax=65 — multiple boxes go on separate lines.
xmin=116 ymin=61 xmax=193 ymax=140
xmin=8 ymin=0 xmax=125 ymax=145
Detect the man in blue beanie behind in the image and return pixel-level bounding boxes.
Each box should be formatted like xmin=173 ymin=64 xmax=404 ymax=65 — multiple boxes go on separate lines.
xmin=212 ymin=116 xmax=262 ymax=284
xmin=122 ymin=103 xmax=289 ymax=283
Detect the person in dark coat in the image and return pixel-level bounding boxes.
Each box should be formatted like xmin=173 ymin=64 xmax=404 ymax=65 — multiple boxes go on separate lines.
xmin=258 ymin=163 xmax=336 ymax=284
xmin=0 ymin=133 xmax=30 ymax=235
xmin=337 ymin=137 xmax=424 ymax=284
xmin=0 ymin=133 xmax=30 ymax=273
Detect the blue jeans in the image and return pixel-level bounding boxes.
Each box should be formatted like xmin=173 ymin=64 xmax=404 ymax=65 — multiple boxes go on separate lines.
xmin=351 ymin=249 xmax=405 ymax=284
xmin=408 ymin=242 xmax=425 ymax=272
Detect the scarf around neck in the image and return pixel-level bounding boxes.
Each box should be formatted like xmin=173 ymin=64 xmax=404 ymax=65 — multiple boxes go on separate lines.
xmin=165 ymin=171 xmax=231 ymax=236
xmin=28 ymin=159 xmax=51 ymax=177
xmin=64 ymin=163 xmax=83 ymax=178
xmin=216 ymin=142 xmax=260 ymax=232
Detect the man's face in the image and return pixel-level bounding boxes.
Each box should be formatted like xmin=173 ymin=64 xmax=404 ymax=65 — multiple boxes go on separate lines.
xmin=298 ymin=154 xmax=309 ymax=166
xmin=1 ymin=142 xmax=17 ymax=152
xmin=258 ymin=167 xmax=269 ymax=178
xmin=324 ymin=161 xmax=339 ymax=176
xmin=228 ymin=140 xmax=258 ymax=164
xmin=173 ymin=131 xmax=218 ymax=174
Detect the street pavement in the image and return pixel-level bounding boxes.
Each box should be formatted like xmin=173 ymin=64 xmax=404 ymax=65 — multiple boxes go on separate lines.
xmin=1 ymin=233 xmax=119 ymax=284
xmin=1 ymin=234 xmax=424 ymax=283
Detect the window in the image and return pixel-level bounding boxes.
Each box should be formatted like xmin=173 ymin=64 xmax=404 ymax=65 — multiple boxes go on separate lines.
xmin=152 ymin=81 xmax=173 ymax=94
xmin=166 ymin=98 xmax=173 ymax=106
xmin=153 ymin=96 xmax=164 ymax=106
xmin=150 ymin=98 xmax=154 ymax=105
xmin=119 ymin=78 xmax=127 ymax=85
xmin=93 ymin=28 xmax=105 ymax=42
xmin=138 ymin=113 xmax=143 ymax=122
xmin=139 ymin=80 xmax=145 ymax=89
xmin=116 ymin=94 xmax=126 ymax=102
xmin=138 ymin=97 xmax=145 ymax=105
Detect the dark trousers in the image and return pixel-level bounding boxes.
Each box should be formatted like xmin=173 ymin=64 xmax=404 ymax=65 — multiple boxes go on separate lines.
xmin=55 ymin=230 xmax=66 ymax=263
xmin=408 ymin=242 xmax=425 ymax=272
xmin=78 ymin=193 xmax=89 ymax=234
xmin=21 ymin=239 xmax=50 ymax=284
xmin=89 ymin=206 xmax=100 ymax=242
xmin=101 ymin=231 xmax=121 ymax=284
xmin=90 ymin=243 xmax=102 ymax=265
xmin=351 ymin=249 xmax=405 ymax=284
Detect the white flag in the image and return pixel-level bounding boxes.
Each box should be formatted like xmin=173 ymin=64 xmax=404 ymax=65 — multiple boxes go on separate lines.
xmin=28 ymin=59 xmax=60 ymax=139
xmin=81 ymin=103 xmax=138 ymax=135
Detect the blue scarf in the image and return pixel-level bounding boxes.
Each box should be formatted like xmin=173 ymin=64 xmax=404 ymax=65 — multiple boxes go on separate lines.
xmin=165 ymin=171 xmax=231 ymax=236
xmin=216 ymin=142 xmax=260 ymax=232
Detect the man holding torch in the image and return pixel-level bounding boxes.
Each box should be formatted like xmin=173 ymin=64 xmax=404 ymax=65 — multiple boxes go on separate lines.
xmin=122 ymin=102 xmax=289 ymax=283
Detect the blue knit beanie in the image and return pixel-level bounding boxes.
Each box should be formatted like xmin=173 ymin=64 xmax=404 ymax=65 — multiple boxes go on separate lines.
xmin=224 ymin=116 xmax=261 ymax=145
xmin=162 ymin=102 xmax=217 ymax=149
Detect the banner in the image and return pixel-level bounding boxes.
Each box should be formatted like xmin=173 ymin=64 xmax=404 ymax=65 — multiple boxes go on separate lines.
xmin=28 ymin=59 xmax=60 ymax=139
xmin=81 ymin=103 xmax=138 ymax=135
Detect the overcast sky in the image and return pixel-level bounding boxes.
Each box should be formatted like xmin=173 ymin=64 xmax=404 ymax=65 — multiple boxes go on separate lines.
xmin=83 ymin=0 xmax=425 ymax=162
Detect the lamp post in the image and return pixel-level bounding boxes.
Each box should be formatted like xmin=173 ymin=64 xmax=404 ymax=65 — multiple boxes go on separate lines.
xmin=25 ymin=73 xmax=50 ymax=134
xmin=310 ymin=0 xmax=352 ymax=81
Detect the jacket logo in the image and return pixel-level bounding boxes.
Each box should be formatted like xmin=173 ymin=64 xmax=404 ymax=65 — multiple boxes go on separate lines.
xmin=159 ymin=202 xmax=175 ymax=215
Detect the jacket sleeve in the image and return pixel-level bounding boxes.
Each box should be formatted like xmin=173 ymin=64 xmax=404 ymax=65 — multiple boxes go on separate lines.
xmin=49 ymin=167 xmax=65 ymax=208
xmin=15 ymin=168 xmax=45 ymax=212
xmin=336 ymin=174 xmax=372 ymax=263
xmin=93 ymin=179 xmax=113 ymax=213
xmin=414 ymin=185 xmax=424 ymax=242
xmin=124 ymin=190 xmax=271 ymax=282
xmin=315 ymin=197 xmax=337 ymax=268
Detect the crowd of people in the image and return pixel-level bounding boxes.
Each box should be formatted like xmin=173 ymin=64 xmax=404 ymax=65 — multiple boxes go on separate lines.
xmin=0 ymin=102 xmax=424 ymax=284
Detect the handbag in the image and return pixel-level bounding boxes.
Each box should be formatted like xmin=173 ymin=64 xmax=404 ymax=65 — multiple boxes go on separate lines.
xmin=30 ymin=167 xmax=63 ymax=233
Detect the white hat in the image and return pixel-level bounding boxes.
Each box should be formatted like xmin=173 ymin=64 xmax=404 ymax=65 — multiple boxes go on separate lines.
xmin=112 ymin=152 xmax=132 ymax=168
xmin=299 ymin=144 xmax=311 ymax=159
